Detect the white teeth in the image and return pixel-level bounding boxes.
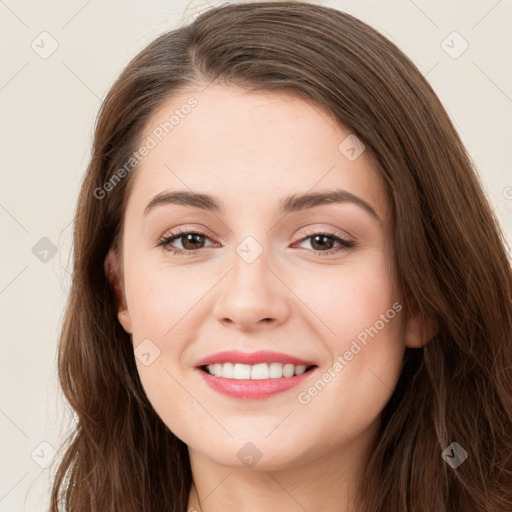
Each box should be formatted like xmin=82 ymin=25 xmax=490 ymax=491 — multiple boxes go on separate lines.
xmin=269 ymin=362 xmax=283 ymax=378
xmin=283 ymin=363 xmax=295 ymax=377
xmin=221 ymin=362 xmax=234 ymax=378
xmin=233 ymin=363 xmax=251 ymax=379
xmin=251 ymin=363 xmax=269 ymax=379
xmin=294 ymin=365 xmax=306 ymax=375
xmin=205 ymin=362 xmax=311 ymax=379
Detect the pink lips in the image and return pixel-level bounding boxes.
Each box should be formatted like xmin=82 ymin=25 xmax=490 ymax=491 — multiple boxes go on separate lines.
xmin=194 ymin=350 xmax=317 ymax=399
xmin=194 ymin=350 xmax=316 ymax=367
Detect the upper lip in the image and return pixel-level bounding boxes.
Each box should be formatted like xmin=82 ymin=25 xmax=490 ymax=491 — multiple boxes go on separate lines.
xmin=195 ymin=350 xmax=317 ymax=367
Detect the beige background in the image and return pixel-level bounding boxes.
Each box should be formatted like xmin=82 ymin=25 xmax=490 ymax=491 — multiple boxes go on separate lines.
xmin=0 ymin=0 xmax=511 ymax=510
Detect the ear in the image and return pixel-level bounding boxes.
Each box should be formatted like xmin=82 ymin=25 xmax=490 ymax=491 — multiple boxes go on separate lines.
xmin=403 ymin=310 xmax=439 ymax=348
xmin=104 ymin=248 xmax=132 ymax=334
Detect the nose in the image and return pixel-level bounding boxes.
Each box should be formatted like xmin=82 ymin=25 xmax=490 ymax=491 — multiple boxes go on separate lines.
xmin=212 ymin=249 xmax=291 ymax=332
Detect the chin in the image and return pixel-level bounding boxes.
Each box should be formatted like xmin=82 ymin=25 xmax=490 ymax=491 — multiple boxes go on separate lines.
xmin=189 ymin=436 xmax=313 ymax=472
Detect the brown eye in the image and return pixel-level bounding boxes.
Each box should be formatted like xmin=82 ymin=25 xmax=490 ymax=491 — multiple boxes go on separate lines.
xmin=157 ymin=230 xmax=215 ymax=254
xmin=294 ymin=231 xmax=355 ymax=256
xmin=309 ymin=234 xmax=337 ymax=251
xmin=180 ymin=233 xmax=206 ymax=250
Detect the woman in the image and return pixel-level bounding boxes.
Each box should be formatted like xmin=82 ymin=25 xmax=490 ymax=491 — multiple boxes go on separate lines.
xmin=50 ymin=2 xmax=512 ymax=511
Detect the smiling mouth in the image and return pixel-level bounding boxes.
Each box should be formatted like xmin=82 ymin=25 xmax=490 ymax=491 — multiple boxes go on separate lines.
xmin=199 ymin=362 xmax=318 ymax=380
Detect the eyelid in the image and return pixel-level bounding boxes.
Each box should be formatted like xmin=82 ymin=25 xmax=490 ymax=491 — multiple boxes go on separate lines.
xmin=160 ymin=224 xmax=215 ymax=241
xmin=295 ymin=226 xmax=353 ymax=242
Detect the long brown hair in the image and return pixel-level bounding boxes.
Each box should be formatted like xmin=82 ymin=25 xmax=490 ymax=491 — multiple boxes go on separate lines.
xmin=50 ymin=2 xmax=512 ymax=510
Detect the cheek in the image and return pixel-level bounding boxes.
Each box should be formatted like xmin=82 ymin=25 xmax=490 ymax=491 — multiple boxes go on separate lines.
xmin=292 ymin=254 xmax=399 ymax=345
xmin=290 ymin=256 xmax=404 ymax=424
xmin=124 ymin=256 xmax=205 ymax=339
xmin=123 ymin=260 xmax=202 ymax=431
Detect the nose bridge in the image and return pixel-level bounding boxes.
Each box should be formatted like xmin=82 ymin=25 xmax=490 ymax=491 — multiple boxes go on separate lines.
xmin=212 ymin=233 xmax=290 ymax=327
xmin=230 ymin=233 xmax=273 ymax=299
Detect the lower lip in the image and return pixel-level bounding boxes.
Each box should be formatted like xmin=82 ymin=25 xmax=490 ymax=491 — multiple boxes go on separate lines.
xmin=196 ymin=367 xmax=317 ymax=399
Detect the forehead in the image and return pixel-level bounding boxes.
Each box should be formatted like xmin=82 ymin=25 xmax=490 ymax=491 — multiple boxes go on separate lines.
xmin=124 ymin=85 xmax=390 ymax=222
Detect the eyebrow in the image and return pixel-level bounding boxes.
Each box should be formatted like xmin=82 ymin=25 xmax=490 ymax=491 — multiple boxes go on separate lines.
xmin=143 ymin=189 xmax=380 ymax=221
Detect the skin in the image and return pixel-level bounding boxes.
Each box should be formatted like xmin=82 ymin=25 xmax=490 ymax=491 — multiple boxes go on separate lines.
xmin=105 ymin=84 xmax=437 ymax=512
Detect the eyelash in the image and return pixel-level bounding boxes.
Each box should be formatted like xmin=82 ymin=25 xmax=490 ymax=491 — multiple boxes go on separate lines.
xmin=157 ymin=229 xmax=355 ymax=256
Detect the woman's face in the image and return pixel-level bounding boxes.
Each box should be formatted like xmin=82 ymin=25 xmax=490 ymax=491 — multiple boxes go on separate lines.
xmin=108 ymin=84 xmax=430 ymax=471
